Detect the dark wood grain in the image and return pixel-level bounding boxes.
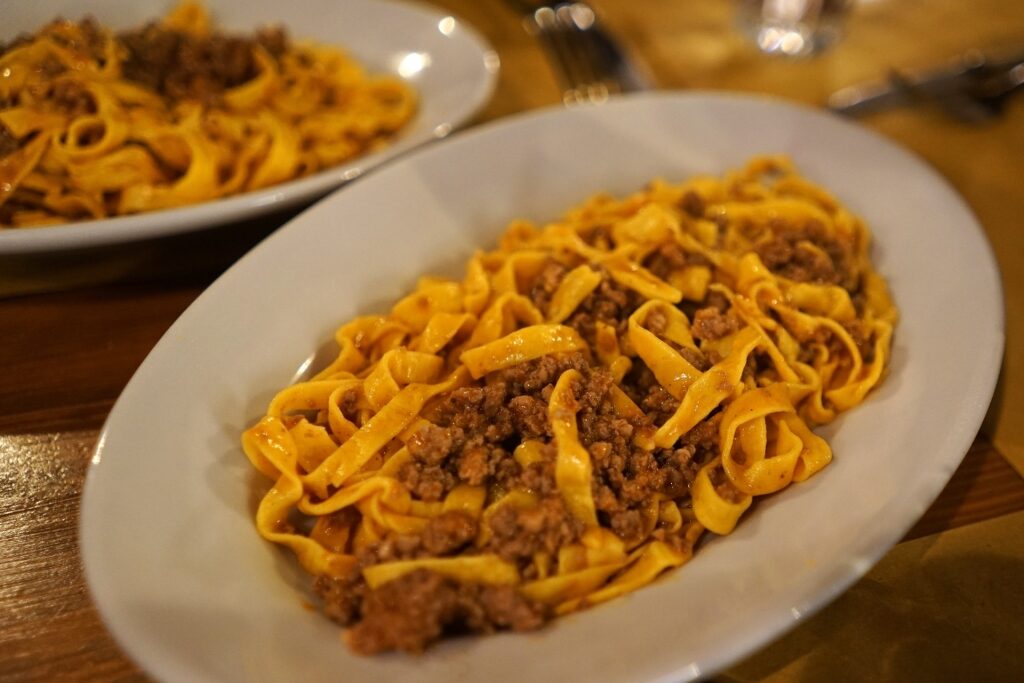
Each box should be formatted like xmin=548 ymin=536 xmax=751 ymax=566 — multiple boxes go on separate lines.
xmin=0 ymin=432 xmax=144 ymax=681
xmin=0 ymin=282 xmax=203 ymax=434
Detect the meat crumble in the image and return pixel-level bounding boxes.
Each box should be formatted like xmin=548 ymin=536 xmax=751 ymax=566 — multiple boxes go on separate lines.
xmin=341 ymin=569 xmax=548 ymax=655
xmin=754 ymin=219 xmax=857 ymax=289
xmin=0 ymin=124 xmax=20 ymax=159
xmin=315 ymin=274 xmax=740 ymax=653
xmin=118 ymin=24 xmax=289 ymax=104
xmin=260 ymin=165 xmax=888 ymax=657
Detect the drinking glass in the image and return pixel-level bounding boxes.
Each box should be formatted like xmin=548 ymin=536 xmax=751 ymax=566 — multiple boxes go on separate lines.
xmin=736 ymin=0 xmax=851 ymax=57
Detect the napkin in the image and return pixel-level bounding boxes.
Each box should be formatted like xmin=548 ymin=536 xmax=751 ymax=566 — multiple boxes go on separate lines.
xmin=720 ymin=510 xmax=1024 ymax=682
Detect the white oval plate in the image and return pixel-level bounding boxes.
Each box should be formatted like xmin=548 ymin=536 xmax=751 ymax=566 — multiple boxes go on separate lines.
xmin=0 ymin=0 xmax=497 ymax=254
xmin=81 ymin=92 xmax=1003 ymax=683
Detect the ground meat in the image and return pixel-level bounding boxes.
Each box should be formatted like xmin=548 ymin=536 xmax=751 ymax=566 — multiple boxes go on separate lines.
xmin=397 ymin=354 xmax=595 ymax=499
xmin=345 ymin=569 xmax=547 ymax=654
xmin=594 ymin=485 xmax=621 ymax=512
xmin=620 ymin=362 xmax=681 ymax=426
xmin=708 ymin=465 xmax=746 ymax=505
xmin=458 ymin=583 xmax=547 ymax=633
xmin=518 ymin=458 xmax=557 ymax=494
xmin=347 ymin=571 xmax=454 ymax=654
xmin=493 ymin=352 xmax=590 ymax=396
xmin=37 ymin=55 xmax=68 ymax=78
xmin=659 ymin=446 xmax=700 ymax=489
xmin=421 ymin=512 xmax=478 ymax=556
xmin=0 ymin=124 xmax=19 ymax=158
xmin=253 ymin=26 xmax=289 ymax=59
xmin=609 ymin=509 xmax=644 ymax=545
xmin=755 ymin=231 xmax=792 ymax=265
xmin=493 ymin=454 xmax=523 ymax=491
xmin=755 ymin=220 xmax=856 ymax=289
xmin=641 ymin=384 xmax=680 ymax=424
xmin=356 ymin=511 xmax=478 ymax=569
xmin=406 ymin=424 xmax=453 ymax=465
xmin=337 ymin=388 xmax=359 ymax=420
xmin=547 ymin=362 xmax=688 ymax=516
xmin=528 ymin=259 xmax=568 ymax=313
xmin=584 ymin=224 xmax=614 ymax=250
xmin=50 ymin=79 xmax=95 ymax=116
xmin=322 ymin=263 xmax=760 ymax=652
xmin=565 ymin=275 xmax=641 ymax=348
xmin=681 ymin=413 xmax=721 ymax=452
xmin=314 ymin=566 xmax=365 ymax=626
xmin=659 ymin=463 xmax=690 ymax=499
xmin=578 ymin=368 xmax=614 ymax=410
xmin=508 ymin=395 xmax=550 ymax=439
xmin=643 ymin=242 xmax=711 ymax=280
xmin=619 ymin=451 xmax=665 ymax=506
xmin=644 ymin=243 xmax=685 ymax=280
xmin=645 ymin=307 xmax=669 ymax=335
xmin=579 ymin=411 xmax=635 ymax=449
xmin=441 ymin=387 xmax=485 ymax=432
xmin=117 ymin=24 xmax=289 ymax=103
xmin=397 ymin=461 xmax=456 ymax=502
xmin=66 ymin=18 xmax=106 ymax=59
xmin=691 ymin=306 xmax=742 ymax=341
xmin=705 ymin=289 xmax=731 ymax=312
xmin=456 ymin=446 xmax=490 ymax=485
xmin=679 ymin=345 xmax=712 ymax=371
xmin=487 ymin=495 xmax=582 ymax=562
xmin=680 ymin=190 xmax=706 ymax=218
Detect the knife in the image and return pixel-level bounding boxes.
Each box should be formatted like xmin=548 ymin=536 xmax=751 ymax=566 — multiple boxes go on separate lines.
xmin=828 ymin=48 xmax=1024 ymax=121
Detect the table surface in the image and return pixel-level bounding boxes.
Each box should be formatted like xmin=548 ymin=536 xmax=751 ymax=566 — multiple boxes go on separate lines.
xmin=3 ymin=0 xmax=1024 ymax=680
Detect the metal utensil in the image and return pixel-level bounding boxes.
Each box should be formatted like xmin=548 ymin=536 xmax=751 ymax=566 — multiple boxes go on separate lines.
xmin=507 ymin=1 xmax=653 ymax=104
xmin=829 ymin=49 xmax=1024 ymax=123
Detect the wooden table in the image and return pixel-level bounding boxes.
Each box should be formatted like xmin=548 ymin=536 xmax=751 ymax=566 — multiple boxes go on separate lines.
xmin=3 ymin=0 xmax=1024 ymax=680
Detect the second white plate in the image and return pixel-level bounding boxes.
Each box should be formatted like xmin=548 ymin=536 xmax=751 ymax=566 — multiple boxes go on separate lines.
xmin=0 ymin=0 xmax=498 ymax=254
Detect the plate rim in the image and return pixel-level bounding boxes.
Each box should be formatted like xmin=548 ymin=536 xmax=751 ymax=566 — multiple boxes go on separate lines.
xmin=79 ymin=89 xmax=1006 ymax=682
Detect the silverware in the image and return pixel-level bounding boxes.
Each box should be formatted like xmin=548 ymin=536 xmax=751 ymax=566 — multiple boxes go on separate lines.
xmin=829 ymin=49 xmax=1024 ymax=123
xmin=507 ymin=1 xmax=653 ymax=104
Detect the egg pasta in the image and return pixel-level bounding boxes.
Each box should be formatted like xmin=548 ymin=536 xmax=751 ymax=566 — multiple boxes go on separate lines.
xmin=0 ymin=1 xmax=416 ymax=227
xmin=242 ymin=156 xmax=897 ymax=653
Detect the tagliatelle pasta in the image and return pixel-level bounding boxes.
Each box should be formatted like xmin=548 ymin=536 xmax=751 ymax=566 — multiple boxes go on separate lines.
xmin=242 ymin=156 xmax=897 ymax=654
xmin=0 ymin=2 xmax=416 ymax=227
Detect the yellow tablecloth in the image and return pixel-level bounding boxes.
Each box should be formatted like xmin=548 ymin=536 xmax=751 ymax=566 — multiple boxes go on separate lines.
xmin=724 ymin=510 xmax=1024 ymax=681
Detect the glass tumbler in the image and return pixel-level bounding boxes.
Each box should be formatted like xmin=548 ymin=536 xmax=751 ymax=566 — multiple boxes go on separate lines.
xmin=736 ymin=0 xmax=851 ymax=57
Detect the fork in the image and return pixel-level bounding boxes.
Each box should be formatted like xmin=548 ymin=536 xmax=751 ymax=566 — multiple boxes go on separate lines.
xmin=507 ymin=1 xmax=653 ymax=105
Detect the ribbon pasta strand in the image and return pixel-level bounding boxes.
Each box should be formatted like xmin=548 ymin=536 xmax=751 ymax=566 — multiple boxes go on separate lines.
xmin=241 ymin=155 xmax=896 ymax=654
xmin=0 ymin=2 xmax=416 ymax=227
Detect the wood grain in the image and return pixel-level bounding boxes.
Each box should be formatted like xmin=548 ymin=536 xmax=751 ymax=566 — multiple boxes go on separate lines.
xmin=0 ymin=432 xmax=144 ymax=682
xmin=0 ymin=283 xmax=203 ymax=432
